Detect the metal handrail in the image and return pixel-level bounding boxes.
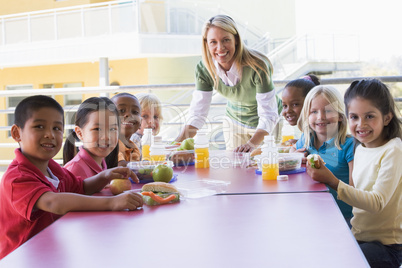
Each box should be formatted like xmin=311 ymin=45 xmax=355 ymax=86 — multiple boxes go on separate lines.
xmin=0 ymin=76 xmax=401 ymax=165
xmin=0 ymin=0 xmax=133 ymax=20
xmin=0 ymin=76 xmax=401 ymax=98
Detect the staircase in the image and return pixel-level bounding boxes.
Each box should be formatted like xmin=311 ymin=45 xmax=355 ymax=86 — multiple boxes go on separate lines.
xmin=268 ymin=33 xmax=361 ymax=80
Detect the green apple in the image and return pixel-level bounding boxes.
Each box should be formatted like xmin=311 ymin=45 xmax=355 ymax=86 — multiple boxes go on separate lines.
xmin=152 ymin=164 xmax=174 ymax=183
xmin=178 ymin=138 xmax=194 ymax=151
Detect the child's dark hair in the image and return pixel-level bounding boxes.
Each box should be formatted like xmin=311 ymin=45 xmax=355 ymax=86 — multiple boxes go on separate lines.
xmin=111 ymin=92 xmax=139 ymax=102
xmin=344 ymin=79 xmax=402 ymax=141
xmin=284 ymin=74 xmax=320 ymax=97
xmin=63 ymin=97 xmax=120 ymax=168
xmin=14 ymin=95 xmax=64 ymax=128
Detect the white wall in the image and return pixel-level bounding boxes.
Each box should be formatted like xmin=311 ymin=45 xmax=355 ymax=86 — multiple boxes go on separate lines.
xmin=194 ymin=0 xmax=296 ymax=40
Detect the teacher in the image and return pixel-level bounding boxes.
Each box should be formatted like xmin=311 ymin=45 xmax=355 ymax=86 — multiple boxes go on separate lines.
xmin=175 ymin=15 xmax=280 ymax=152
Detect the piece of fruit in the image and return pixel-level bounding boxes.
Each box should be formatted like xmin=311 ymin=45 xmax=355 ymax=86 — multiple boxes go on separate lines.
xmin=109 ymin=179 xmax=132 ymax=195
xmin=178 ymin=138 xmax=194 ymax=150
xmin=152 ymin=164 xmax=174 ymax=183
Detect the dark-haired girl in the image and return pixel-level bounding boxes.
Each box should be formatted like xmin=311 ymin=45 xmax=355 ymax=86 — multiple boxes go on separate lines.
xmin=63 ymin=97 xmax=120 ymax=179
xmin=308 ymin=79 xmax=401 ymax=267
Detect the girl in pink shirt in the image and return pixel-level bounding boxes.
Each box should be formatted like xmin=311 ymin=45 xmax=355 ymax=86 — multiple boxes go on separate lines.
xmin=63 ymin=97 xmax=120 ymax=179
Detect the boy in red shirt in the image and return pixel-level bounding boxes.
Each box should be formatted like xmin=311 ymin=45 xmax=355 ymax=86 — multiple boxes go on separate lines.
xmin=0 ymin=95 xmax=143 ymax=259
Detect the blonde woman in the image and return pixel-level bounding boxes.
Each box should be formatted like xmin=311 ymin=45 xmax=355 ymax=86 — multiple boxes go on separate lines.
xmin=175 ymin=15 xmax=280 ymax=152
xmin=295 ymin=85 xmax=354 ymax=223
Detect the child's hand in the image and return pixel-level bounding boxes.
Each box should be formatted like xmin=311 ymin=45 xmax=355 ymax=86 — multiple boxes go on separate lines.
xmin=306 ymin=160 xmax=339 ymax=190
xmin=290 ymin=147 xmax=308 ymax=163
xmin=104 ymin=167 xmax=140 ymax=184
xmin=110 ymin=191 xmax=143 ymax=211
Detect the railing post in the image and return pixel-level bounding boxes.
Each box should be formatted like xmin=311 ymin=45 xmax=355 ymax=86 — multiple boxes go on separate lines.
xmin=81 ymin=7 xmax=85 ymax=37
xmin=135 ymin=0 xmax=140 ymax=33
xmin=27 ymin=14 xmax=31 ymax=43
xmin=99 ymin=57 xmax=109 ymax=97
xmin=166 ymin=0 xmax=171 ymax=33
xmin=108 ymin=2 xmax=113 ymax=34
xmin=54 ymin=11 xmax=58 ymax=41
xmin=2 ymin=17 xmax=5 ymax=45
xmin=194 ymin=2 xmax=198 ymax=34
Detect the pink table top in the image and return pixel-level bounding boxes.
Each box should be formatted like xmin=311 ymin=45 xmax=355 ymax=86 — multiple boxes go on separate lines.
xmin=128 ymin=150 xmax=328 ymax=194
xmin=0 ymin=193 xmax=368 ymax=267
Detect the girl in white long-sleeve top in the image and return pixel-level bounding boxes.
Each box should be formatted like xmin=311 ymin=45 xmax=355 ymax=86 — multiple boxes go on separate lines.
xmin=307 ymin=79 xmax=401 ymax=268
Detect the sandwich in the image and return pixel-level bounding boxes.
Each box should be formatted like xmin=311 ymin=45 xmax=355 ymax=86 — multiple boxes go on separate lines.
xmin=307 ymin=154 xmax=323 ymax=169
xmin=141 ymin=182 xmax=180 ymax=206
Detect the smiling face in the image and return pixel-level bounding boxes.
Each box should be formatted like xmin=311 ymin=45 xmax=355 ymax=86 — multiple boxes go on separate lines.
xmin=114 ymin=96 xmax=141 ymax=139
xmin=281 ymin=86 xmax=306 ymax=126
xmin=347 ymin=97 xmax=392 ymax=148
xmin=139 ymin=108 xmax=161 ymax=136
xmin=75 ymin=110 xmax=119 ymax=165
xmin=308 ymin=94 xmax=342 ymax=143
xmin=206 ymin=26 xmax=237 ymax=72
xmin=11 ymin=107 xmax=64 ymax=171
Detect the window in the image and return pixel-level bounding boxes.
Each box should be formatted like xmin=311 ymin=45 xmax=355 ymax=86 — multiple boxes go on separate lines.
xmin=63 ymin=83 xmax=83 ymax=106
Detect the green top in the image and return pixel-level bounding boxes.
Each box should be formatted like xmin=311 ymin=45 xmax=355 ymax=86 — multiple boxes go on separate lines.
xmin=195 ymin=61 xmax=281 ymax=128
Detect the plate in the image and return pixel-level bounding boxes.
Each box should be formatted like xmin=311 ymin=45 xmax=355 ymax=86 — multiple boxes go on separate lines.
xmin=129 ymin=173 xmax=178 ymax=184
xmin=174 ymin=161 xmax=195 ymax=167
xmin=255 ymin=167 xmax=306 ymax=175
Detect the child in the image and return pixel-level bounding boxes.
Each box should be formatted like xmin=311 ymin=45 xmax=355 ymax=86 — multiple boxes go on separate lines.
xmin=63 ymin=97 xmax=120 ymax=179
xmin=111 ymin=93 xmax=142 ymax=166
xmin=295 ymin=85 xmax=354 ymax=222
xmin=130 ymin=93 xmax=163 ymax=154
xmin=308 ymin=79 xmax=402 ymax=267
xmin=281 ymin=75 xmax=320 ymax=140
xmin=277 ymin=74 xmax=320 ymax=145
xmin=0 ymin=95 xmax=142 ymax=259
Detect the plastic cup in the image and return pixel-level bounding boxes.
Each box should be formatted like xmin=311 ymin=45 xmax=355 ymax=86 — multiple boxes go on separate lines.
xmin=232 ymin=152 xmax=250 ymax=168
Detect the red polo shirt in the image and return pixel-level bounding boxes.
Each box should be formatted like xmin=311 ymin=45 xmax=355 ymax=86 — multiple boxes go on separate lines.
xmin=0 ymin=149 xmax=84 ymax=259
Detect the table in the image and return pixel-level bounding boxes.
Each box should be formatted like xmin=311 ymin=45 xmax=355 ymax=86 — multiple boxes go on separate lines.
xmin=0 ymin=193 xmax=368 ymax=268
xmin=128 ymin=150 xmax=328 ymax=195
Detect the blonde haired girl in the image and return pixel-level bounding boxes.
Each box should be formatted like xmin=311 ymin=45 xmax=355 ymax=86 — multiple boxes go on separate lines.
xmin=295 ymin=85 xmax=354 ymax=222
xmin=297 ymin=85 xmax=349 ymax=150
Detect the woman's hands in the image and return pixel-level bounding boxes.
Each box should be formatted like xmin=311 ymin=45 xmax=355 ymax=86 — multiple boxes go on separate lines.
xmin=235 ymin=129 xmax=267 ymax=152
xmin=175 ymin=125 xmax=198 ymax=142
xmin=234 ymin=142 xmax=256 ymax=152
xmin=306 ymin=158 xmax=339 ymax=190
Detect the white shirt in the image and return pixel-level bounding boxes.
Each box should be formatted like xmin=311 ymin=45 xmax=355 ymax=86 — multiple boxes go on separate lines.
xmin=45 ymin=167 xmax=60 ymax=189
xmin=337 ymin=138 xmax=402 ymax=244
xmin=214 ymin=60 xmax=241 ymax=86
xmin=188 ymin=61 xmax=278 ymax=132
